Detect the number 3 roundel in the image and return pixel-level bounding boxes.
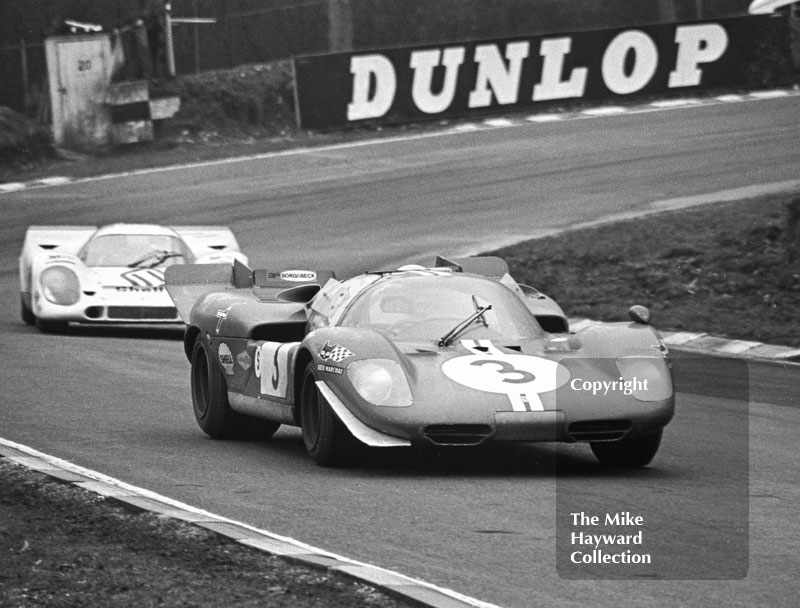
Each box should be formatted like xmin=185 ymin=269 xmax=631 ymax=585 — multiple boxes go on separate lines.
xmin=442 ymin=353 xmax=570 ymax=396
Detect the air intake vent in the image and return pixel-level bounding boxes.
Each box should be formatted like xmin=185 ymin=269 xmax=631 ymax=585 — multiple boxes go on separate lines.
xmin=106 ymin=306 xmax=178 ymax=320
xmin=423 ymin=424 xmax=493 ymax=446
xmin=536 ymin=315 xmax=569 ymax=333
xmin=567 ymin=420 xmax=632 ymax=442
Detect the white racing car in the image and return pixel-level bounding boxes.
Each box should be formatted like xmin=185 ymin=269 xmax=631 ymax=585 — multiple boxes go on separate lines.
xmin=19 ymin=223 xmax=248 ymax=332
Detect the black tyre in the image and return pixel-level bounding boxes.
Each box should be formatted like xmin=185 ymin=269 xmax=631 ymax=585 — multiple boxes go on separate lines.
xmin=590 ymin=430 xmax=663 ymax=468
xmin=20 ymin=295 xmax=36 ymax=325
xmin=191 ymin=337 xmax=280 ymax=440
xmin=36 ymin=317 xmax=68 ymax=333
xmin=299 ymin=362 xmax=360 ymax=467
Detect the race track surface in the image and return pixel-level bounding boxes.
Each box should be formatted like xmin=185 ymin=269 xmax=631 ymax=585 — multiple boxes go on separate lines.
xmin=2 ymin=95 xmax=799 ymax=608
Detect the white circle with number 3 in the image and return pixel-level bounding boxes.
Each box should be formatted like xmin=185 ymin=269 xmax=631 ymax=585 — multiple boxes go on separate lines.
xmin=441 ymin=354 xmax=570 ymax=394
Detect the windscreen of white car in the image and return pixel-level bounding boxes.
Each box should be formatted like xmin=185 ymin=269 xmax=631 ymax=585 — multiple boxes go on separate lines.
xmin=80 ymin=234 xmax=194 ymax=268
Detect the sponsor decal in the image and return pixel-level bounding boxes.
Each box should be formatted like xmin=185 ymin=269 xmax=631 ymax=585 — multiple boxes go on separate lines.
xmin=237 ymin=350 xmax=252 ymax=371
xmin=317 ymin=363 xmax=344 ymax=375
xmin=254 ymin=342 xmax=292 ymax=397
xmin=218 ymin=343 xmax=234 ymax=375
xmin=319 ymin=341 xmax=354 ymax=363
xmin=294 ymin=17 xmax=766 ymax=130
xmin=112 ymin=285 xmax=165 ymax=292
xmin=442 ymin=340 xmax=570 ymax=411
xmin=348 ymin=26 xmax=729 ymax=119
xmin=215 ymin=306 xmax=232 ymax=334
xmin=121 ymin=268 xmax=165 ymax=287
xmin=279 ymin=270 xmax=317 ymax=282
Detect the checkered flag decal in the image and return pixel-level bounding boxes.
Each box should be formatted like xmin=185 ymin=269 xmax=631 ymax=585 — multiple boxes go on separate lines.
xmin=319 ymin=341 xmax=354 ymax=363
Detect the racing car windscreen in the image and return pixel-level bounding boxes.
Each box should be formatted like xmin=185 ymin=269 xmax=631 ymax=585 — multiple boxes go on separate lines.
xmin=80 ymin=235 xmax=194 ymax=267
xmin=340 ymin=274 xmax=544 ymax=342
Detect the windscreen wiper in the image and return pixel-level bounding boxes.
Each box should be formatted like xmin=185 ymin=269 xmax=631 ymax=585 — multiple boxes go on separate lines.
xmin=128 ymin=250 xmax=184 ymax=268
xmin=438 ymin=302 xmax=492 ymax=347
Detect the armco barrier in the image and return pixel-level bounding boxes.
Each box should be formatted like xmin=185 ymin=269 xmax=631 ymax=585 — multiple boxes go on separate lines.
xmin=293 ymin=15 xmax=786 ymax=130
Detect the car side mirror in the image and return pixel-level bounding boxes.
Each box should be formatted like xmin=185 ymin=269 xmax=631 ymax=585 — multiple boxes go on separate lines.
xmin=628 ymin=305 xmax=651 ymax=325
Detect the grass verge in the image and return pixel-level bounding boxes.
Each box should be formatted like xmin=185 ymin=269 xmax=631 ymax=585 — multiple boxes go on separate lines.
xmin=486 ymin=191 xmax=800 ymax=347
xmin=0 ymin=459 xmax=412 ymax=608
xmin=0 ymin=107 xmax=55 ymax=170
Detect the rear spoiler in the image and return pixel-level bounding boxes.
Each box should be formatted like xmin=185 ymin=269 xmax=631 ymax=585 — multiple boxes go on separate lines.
xmin=748 ymin=0 xmax=796 ymax=13
xmin=171 ymin=226 xmax=241 ymax=252
xmin=165 ymin=259 xmax=335 ymax=322
xmin=434 ymin=255 xmax=509 ymax=279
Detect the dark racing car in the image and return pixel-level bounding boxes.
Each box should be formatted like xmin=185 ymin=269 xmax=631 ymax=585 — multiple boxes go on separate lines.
xmin=165 ymin=256 xmax=674 ymax=467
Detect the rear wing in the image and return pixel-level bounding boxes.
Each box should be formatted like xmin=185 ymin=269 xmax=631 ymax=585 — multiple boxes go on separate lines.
xmin=748 ymin=0 xmax=796 ymax=13
xmin=171 ymin=226 xmax=244 ymax=259
xmin=165 ymin=259 xmax=335 ymax=322
xmin=434 ymin=255 xmax=509 ymax=279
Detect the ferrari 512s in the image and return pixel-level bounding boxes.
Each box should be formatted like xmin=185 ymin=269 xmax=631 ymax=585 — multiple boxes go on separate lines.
xmin=165 ymin=256 xmax=674 ymax=467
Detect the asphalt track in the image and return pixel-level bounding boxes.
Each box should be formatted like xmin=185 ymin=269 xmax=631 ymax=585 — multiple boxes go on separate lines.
xmin=2 ymin=95 xmax=800 ymax=608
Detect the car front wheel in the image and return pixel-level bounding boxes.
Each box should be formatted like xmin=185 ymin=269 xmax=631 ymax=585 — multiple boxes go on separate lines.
xmin=20 ymin=295 xmax=36 ymax=325
xmin=590 ymin=430 xmax=663 ymax=468
xmin=36 ymin=317 xmax=68 ymax=333
xmin=299 ymin=362 xmax=359 ymax=467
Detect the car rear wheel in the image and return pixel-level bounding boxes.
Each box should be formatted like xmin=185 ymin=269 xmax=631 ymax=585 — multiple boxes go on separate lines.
xmin=191 ymin=337 xmax=280 ymax=440
xmin=590 ymin=430 xmax=663 ymax=468
xmin=300 ymin=362 xmax=359 ymax=467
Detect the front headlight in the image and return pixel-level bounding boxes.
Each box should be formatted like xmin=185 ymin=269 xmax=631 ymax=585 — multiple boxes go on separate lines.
xmin=40 ymin=266 xmax=80 ymax=306
xmin=614 ymin=356 xmax=672 ymax=402
xmin=347 ymin=359 xmax=413 ymax=407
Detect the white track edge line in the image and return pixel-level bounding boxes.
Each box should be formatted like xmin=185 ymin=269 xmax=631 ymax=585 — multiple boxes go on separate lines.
xmin=2 ymin=88 xmax=797 ymax=194
xmin=0 ymin=436 xmax=502 ymax=608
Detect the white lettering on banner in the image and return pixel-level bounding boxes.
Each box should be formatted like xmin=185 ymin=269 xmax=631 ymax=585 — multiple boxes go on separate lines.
xmin=410 ymin=47 xmax=466 ymax=114
xmin=669 ymin=24 xmax=729 ymax=88
xmin=469 ymin=42 xmax=529 ymax=107
xmin=347 ymin=54 xmax=397 ymax=120
xmin=533 ymin=37 xmax=588 ymax=101
xmin=601 ymin=31 xmax=659 ymax=95
xmin=344 ymin=24 xmax=731 ymax=120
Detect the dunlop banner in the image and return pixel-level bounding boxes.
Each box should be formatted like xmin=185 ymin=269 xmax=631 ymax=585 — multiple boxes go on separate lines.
xmin=293 ymin=16 xmax=779 ymax=130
